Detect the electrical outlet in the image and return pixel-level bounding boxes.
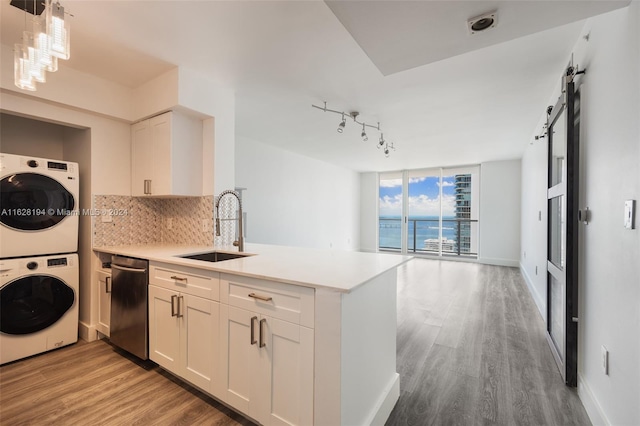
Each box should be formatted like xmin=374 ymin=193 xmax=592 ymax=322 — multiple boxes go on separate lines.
xmin=601 ymin=345 xmax=609 ymax=375
xmin=167 ymin=217 xmax=173 ymax=230
xmin=202 ymin=219 xmax=208 ymax=233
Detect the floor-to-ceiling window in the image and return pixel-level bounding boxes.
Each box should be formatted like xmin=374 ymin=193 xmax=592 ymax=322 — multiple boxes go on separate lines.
xmin=378 ymin=172 xmax=403 ymax=251
xmin=378 ymin=166 xmax=479 ymax=257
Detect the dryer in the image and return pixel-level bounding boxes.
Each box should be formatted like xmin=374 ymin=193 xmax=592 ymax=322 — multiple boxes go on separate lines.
xmin=0 ymin=253 xmax=79 ymax=364
xmin=0 ymin=153 xmax=79 ymax=258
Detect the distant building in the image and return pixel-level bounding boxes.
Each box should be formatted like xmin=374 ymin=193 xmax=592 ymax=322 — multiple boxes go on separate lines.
xmin=424 ymin=237 xmax=455 ymax=252
xmin=455 ymin=174 xmax=472 ymax=253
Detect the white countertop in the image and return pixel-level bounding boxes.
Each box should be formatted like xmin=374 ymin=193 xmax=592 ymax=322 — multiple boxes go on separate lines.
xmin=94 ymin=243 xmax=412 ymax=293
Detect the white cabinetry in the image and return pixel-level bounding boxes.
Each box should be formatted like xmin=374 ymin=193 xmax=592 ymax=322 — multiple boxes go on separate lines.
xmin=148 ymin=262 xmax=220 ymax=394
xmin=131 ymin=111 xmax=203 ymax=197
xmin=220 ymin=274 xmax=314 ymax=426
xmin=96 ymin=269 xmax=111 ymax=337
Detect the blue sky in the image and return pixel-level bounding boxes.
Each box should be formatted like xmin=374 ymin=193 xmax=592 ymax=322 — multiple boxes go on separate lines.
xmin=379 ymin=176 xmax=457 ymax=217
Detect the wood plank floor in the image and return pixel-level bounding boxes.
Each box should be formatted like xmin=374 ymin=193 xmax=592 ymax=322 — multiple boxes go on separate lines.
xmin=0 ymin=339 xmax=255 ymax=425
xmin=387 ymin=259 xmax=591 ymax=426
xmin=0 ymin=259 xmax=591 ymax=425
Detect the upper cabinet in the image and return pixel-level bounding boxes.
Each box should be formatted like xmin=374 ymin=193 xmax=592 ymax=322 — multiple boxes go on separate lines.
xmin=131 ymin=111 xmax=203 ymax=197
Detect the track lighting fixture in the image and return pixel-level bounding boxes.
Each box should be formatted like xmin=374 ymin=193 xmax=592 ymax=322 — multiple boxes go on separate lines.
xmin=312 ymin=102 xmax=395 ymax=157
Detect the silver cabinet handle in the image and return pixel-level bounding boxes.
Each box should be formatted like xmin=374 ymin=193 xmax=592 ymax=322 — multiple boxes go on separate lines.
xmin=105 ymin=276 xmax=111 ymax=293
xmin=250 ymin=316 xmax=258 ymax=345
xmin=144 ymin=179 xmax=152 ymax=195
xmin=171 ymin=276 xmax=188 ymax=282
xmin=248 ymin=292 xmax=272 ymax=302
xmin=171 ymin=295 xmax=178 ymax=317
xmin=177 ymin=295 xmax=184 ymax=318
xmin=259 ymin=318 xmax=267 ymax=348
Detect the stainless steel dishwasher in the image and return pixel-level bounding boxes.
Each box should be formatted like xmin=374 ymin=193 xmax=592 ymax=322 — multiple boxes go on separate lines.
xmin=110 ymin=255 xmax=149 ymax=360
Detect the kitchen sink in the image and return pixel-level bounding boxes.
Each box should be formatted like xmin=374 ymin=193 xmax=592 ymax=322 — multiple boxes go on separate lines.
xmin=178 ymin=251 xmax=251 ymax=262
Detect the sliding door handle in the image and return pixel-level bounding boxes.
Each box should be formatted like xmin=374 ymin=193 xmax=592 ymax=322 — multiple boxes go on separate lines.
xmin=250 ymin=316 xmax=258 ymax=345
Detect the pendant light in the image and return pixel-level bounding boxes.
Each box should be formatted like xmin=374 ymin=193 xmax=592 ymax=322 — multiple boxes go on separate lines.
xmin=45 ymin=0 xmax=70 ymax=60
xmin=12 ymin=0 xmax=70 ymax=92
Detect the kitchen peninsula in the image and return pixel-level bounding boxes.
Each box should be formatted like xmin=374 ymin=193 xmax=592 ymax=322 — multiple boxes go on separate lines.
xmin=94 ymin=243 xmax=411 ymax=426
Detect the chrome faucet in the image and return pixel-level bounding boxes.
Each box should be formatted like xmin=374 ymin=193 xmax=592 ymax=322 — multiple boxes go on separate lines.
xmin=215 ymin=190 xmax=243 ymax=252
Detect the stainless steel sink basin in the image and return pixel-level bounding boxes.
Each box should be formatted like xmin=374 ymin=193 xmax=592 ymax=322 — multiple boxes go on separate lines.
xmin=178 ymin=251 xmax=251 ymax=262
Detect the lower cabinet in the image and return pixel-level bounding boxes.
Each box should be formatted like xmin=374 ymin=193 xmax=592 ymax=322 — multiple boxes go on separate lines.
xmin=148 ymin=284 xmax=219 ymax=394
xmin=96 ymin=270 xmax=111 ymax=336
xmin=220 ymin=304 xmax=314 ymax=426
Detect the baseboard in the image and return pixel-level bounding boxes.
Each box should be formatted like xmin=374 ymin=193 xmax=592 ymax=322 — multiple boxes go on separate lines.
xmin=366 ymin=373 xmax=400 ymax=426
xmin=578 ymin=373 xmax=610 ymax=426
xmin=78 ymin=321 xmax=98 ymax=342
xmin=519 ymin=263 xmax=545 ymax=317
xmin=478 ymin=257 xmax=519 ymax=267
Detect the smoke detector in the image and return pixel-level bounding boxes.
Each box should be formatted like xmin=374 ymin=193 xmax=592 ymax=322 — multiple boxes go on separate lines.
xmin=468 ymin=11 xmax=498 ymax=35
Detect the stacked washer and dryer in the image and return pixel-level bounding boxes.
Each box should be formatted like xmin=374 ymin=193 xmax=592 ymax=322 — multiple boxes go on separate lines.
xmin=0 ymin=153 xmax=80 ymax=364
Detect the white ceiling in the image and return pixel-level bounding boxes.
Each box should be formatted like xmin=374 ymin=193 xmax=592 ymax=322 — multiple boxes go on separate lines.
xmin=0 ymin=0 xmax=630 ymax=172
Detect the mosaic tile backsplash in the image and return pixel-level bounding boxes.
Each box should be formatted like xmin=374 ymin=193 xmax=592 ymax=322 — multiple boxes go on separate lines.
xmin=93 ymin=195 xmax=217 ymax=247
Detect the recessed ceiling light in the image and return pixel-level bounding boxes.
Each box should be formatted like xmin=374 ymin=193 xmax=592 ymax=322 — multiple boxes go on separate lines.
xmin=468 ymin=11 xmax=498 ymax=35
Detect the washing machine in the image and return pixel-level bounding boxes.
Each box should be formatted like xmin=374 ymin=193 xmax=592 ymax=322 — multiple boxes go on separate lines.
xmin=0 ymin=153 xmax=79 ymax=258
xmin=0 ymin=253 xmax=79 ymax=364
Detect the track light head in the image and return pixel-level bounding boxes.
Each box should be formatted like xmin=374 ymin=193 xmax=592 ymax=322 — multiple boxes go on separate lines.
xmin=361 ymin=124 xmax=368 ymax=141
xmin=337 ymin=120 xmax=345 ymax=133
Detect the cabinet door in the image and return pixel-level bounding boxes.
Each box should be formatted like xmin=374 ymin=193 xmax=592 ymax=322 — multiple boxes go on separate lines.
xmin=131 ymin=119 xmax=151 ymax=196
xmin=256 ymin=317 xmax=314 ymax=426
xmin=181 ymin=294 xmax=219 ymax=394
xmin=97 ymin=271 xmax=111 ymax=336
xmin=220 ymin=304 xmax=261 ymax=416
xmin=148 ymin=112 xmax=172 ymax=195
xmin=149 ymin=285 xmax=180 ymax=372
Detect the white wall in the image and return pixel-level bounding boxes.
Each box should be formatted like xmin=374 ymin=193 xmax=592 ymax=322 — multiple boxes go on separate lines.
xmin=235 ymin=135 xmax=360 ymax=251
xmin=520 ymin=138 xmax=548 ymax=314
xmin=359 ymin=173 xmax=379 ymax=252
xmin=520 ymin=3 xmax=640 ymax=425
xmin=479 ymin=160 xmax=522 ymax=266
xmin=1 ymin=113 xmax=65 ymax=158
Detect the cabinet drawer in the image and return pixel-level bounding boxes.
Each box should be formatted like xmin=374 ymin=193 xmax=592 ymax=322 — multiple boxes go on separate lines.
xmin=221 ymin=274 xmax=314 ymax=328
xmin=150 ymin=262 xmax=220 ymax=301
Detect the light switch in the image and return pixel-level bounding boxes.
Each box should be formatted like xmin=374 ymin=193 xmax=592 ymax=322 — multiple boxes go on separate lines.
xmin=624 ymin=200 xmax=635 ymax=229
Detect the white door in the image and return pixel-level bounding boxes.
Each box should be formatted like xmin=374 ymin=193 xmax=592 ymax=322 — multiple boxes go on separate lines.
xmin=256 ymin=317 xmax=314 ymax=426
xmin=131 ymin=119 xmax=151 ymax=196
xmin=220 ymin=305 xmax=259 ymax=414
xmin=97 ymin=271 xmax=111 ymax=336
xmin=181 ymin=294 xmax=219 ymax=393
xmin=149 ymin=112 xmax=172 ymax=195
xmin=148 ymin=285 xmax=180 ymax=372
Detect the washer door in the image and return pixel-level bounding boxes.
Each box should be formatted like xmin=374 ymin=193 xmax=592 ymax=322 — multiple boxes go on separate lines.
xmin=0 ymin=275 xmax=75 ymax=335
xmin=0 ymin=173 xmax=75 ymax=231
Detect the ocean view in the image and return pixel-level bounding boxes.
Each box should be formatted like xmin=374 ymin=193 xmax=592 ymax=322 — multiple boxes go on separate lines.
xmin=379 ymin=215 xmax=460 ymax=250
